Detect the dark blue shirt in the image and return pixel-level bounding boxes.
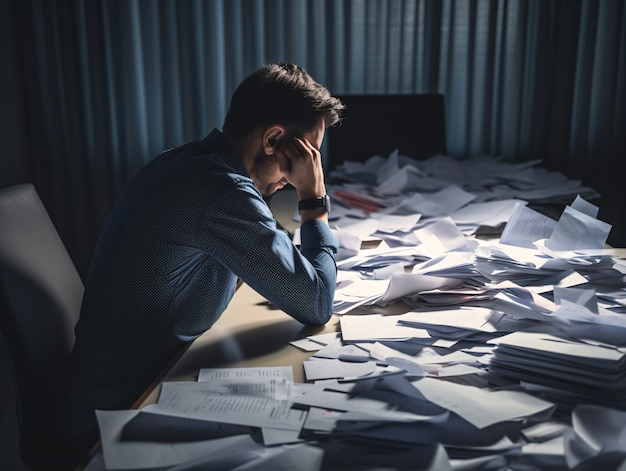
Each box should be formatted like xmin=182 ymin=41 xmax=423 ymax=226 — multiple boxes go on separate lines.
xmin=69 ymin=129 xmax=338 ymax=433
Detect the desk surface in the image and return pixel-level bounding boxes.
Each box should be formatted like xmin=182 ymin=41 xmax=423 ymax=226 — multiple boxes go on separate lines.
xmin=83 ymin=187 xmax=626 ymax=470
xmin=159 ymin=283 xmax=340 ymax=387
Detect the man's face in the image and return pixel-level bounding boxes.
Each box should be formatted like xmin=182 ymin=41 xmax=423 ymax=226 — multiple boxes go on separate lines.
xmin=252 ymin=120 xmax=325 ymax=197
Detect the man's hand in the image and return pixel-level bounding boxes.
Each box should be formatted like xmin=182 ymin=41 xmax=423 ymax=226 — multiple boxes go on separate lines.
xmin=276 ymin=138 xmax=326 ymax=201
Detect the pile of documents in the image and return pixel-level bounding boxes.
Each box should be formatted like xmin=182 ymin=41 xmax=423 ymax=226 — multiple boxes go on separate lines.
xmin=92 ymin=362 xmax=626 ymax=470
xmin=90 ymin=151 xmax=626 ymax=470
xmin=329 ymin=150 xmax=600 ymax=207
xmin=489 ymin=330 xmax=626 ymax=409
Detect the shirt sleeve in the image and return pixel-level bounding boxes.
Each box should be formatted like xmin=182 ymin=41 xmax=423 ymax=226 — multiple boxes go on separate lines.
xmin=198 ymin=182 xmax=338 ymax=326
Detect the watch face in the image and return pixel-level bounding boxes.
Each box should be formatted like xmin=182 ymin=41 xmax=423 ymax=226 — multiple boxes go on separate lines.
xmin=323 ymin=195 xmax=331 ymax=213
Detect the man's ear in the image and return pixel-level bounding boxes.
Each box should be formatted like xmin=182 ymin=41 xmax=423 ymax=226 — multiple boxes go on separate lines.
xmin=262 ymin=125 xmax=286 ymax=154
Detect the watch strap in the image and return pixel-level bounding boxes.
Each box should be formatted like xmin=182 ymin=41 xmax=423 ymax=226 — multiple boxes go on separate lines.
xmin=298 ymin=195 xmax=330 ymax=213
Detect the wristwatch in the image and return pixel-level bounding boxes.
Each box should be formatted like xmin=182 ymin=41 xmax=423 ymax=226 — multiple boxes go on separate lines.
xmin=298 ymin=195 xmax=331 ymax=214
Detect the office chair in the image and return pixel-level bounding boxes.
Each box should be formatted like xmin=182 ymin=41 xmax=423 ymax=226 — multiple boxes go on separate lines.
xmin=327 ymin=94 xmax=447 ymax=172
xmin=0 ymin=183 xmax=86 ymax=470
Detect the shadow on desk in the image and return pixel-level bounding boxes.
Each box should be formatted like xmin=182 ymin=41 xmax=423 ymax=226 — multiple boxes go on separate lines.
xmin=165 ymin=316 xmax=333 ymax=382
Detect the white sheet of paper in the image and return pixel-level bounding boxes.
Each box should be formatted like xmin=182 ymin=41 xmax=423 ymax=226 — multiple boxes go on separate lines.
xmin=521 ymin=436 xmax=565 ymax=456
xmin=336 ymin=243 xmax=418 ymax=270
xmin=366 ymin=341 xmax=485 ymax=377
xmin=382 ymin=192 xmax=442 ymax=216
xmin=302 ymin=406 xmax=346 ymax=432
xmin=292 ymin=383 xmax=446 ymax=422
xmin=195 ymin=367 xmax=293 ymax=400
xmin=303 ymin=358 xmax=379 ymax=380
xmin=411 ymin=377 xmax=554 ymax=429
xmin=332 ymin=217 xmax=380 ymax=239
xmin=521 ymin=421 xmax=569 ymax=442
xmin=524 ymin=270 xmax=588 ymax=294
xmin=334 ymin=278 xmax=389 ymax=300
xmin=564 ymin=404 xmax=626 ymax=468
xmin=371 ymin=261 xmax=406 ymax=280
xmin=414 ymin=217 xmax=472 ymax=253
xmin=376 ymin=165 xmax=448 ymax=195
xmin=312 ymin=340 xmax=370 ymax=361
xmin=290 ymin=332 xmax=341 ymax=351
xmin=154 ymin=381 xmax=306 ymax=431
xmin=570 ymin=194 xmax=599 ymax=218
xmin=400 ymin=307 xmax=502 ymax=333
xmin=289 ymin=337 xmax=328 ymax=351
xmin=380 ymin=272 xmax=459 ymax=304
xmin=333 ymin=278 xmax=390 ymax=314
xmin=545 ymin=205 xmax=611 ymax=251
xmin=372 ymin=212 xmax=422 ymax=233
xmin=198 ymin=366 xmax=294 ymax=383
xmin=228 ymin=442 xmax=324 ymax=471
xmin=259 ymin=427 xmax=304 ymax=446
xmin=330 ymin=227 xmax=362 ymax=258
xmin=476 ymin=239 xmax=555 ymax=269
xmin=449 ymin=199 xmax=524 ymax=227
xmin=553 ymin=286 xmax=598 ymax=313
xmin=430 ymin=185 xmax=477 ymax=214
xmin=414 ymin=251 xmax=475 ymax=273
xmin=95 ymin=409 xmax=260 ymax=470
xmin=340 ymin=314 xmax=431 ymax=342
xmin=499 ymin=202 xmax=557 ymax=249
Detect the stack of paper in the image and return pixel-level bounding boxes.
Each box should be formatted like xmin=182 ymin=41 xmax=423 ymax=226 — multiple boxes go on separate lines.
xmin=488 ymin=331 xmax=626 ymax=409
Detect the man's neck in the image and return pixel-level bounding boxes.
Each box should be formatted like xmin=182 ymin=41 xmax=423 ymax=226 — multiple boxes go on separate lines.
xmin=223 ymin=129 xmax=260 ymax=176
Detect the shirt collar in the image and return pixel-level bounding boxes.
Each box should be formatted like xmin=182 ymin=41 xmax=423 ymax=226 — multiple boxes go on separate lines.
xmin=203 ymin=129 xmax=249 ymax=176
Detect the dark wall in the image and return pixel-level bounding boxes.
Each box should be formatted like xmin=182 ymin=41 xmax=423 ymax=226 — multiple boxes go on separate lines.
xmin=1 ymin=0 xmax=624 ymax=272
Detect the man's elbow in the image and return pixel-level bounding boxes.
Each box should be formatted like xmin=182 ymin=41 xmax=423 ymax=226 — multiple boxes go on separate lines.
xmin=302 ymin=296 xmax=334 ymax=326
xmin=283 ymin=281 xmax=335 ymax=326
xmin=303 ymin=307 xmax=333 ymax=327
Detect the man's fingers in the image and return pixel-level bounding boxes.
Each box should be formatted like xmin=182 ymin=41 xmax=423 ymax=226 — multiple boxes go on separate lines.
xmin=294 ymin=137 xmax=316 ymax=153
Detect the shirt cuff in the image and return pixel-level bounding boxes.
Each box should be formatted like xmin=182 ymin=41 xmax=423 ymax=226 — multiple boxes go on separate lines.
xmin=300 ymin=219 xmax=339 ymax=253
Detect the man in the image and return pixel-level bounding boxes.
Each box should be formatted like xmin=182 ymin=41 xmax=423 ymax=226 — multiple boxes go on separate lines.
xmin=68 ymin=63 xmax=344 ymax=442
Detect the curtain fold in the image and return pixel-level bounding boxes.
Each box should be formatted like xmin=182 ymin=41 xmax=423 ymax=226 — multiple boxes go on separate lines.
xmin=3 ymin=0 xmax=624 ymax=276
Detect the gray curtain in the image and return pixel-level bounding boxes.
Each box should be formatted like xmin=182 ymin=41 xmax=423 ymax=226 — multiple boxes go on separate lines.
xmin=1 ymin=0 xmax=624 ymax=276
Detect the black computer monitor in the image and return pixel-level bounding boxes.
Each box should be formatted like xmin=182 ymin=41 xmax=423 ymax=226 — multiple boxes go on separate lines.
xmin=327 ymin=94 xmax=446 ymax=171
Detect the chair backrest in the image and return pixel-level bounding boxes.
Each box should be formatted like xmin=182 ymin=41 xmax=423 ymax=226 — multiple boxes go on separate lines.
xmin=326 ymin=93 xmax=446 ymax=171
xmin=0 ymin=183 xmax=84 ymax=470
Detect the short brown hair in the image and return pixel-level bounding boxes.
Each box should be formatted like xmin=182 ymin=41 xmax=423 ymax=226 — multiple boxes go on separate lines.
xmin=223 ymin=62 xmax=344 ymax=140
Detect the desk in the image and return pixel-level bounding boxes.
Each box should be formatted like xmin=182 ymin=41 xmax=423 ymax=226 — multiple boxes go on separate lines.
xmin=151 ymin=283 xmax=339 ymax=389
xmin=82 ymin=187 xmax=626 ymax=471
